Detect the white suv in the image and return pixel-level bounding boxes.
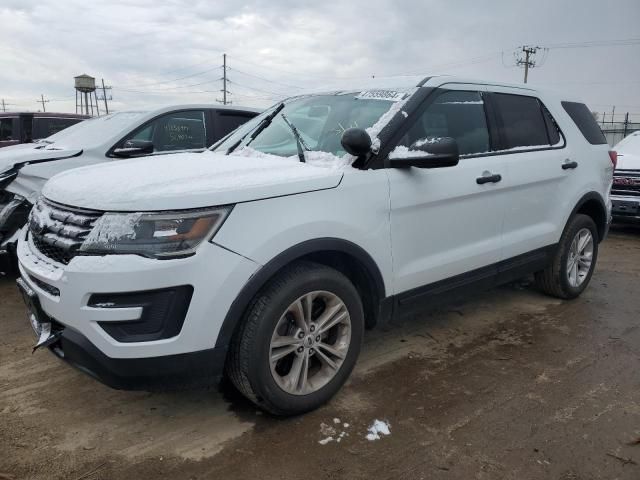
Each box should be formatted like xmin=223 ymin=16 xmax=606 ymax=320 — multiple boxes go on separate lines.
xmin=16 ymin=76 xmax=614 ymax=415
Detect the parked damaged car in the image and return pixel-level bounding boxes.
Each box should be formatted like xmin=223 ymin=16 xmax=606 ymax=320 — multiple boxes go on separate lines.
xmin=16 ymin=76 xmax=613 ymax=415
xmin=0 ymin=104 xmax=259 ymax=271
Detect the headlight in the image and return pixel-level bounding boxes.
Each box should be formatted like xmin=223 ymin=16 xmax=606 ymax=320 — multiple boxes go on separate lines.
xmin=80 ymin=206 xmax=232 ymax=259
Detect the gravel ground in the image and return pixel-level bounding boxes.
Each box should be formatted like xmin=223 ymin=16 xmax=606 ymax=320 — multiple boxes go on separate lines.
xmin=1 ymin=226 xmax=639 ymax=480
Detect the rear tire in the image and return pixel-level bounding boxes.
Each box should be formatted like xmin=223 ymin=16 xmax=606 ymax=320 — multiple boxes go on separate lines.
xmin=534 ymin=214 xmax=599 ymax=299
xmin=226 ymin=261 xmax=364 ymax=416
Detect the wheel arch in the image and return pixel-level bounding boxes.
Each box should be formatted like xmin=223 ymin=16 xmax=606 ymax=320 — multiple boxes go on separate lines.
xmin=215 ymin=238 xmax=388 ymax=351
xmin=569 ymin=192 xmax=608 ymax=242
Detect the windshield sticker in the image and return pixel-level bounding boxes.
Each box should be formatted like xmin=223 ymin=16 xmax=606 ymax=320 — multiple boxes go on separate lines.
xmin=356 ymin=90 xmax=406 ymax=101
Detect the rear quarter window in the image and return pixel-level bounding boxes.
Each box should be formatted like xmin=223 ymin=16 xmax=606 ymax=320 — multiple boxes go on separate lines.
xmin=561 ymin=101 xmax=607 ymax=145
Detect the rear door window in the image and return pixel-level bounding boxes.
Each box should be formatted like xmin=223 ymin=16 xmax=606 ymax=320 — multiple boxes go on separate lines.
xmin=561 ymin=101 xmax=607 ymax=145
xmin=492 ymin=93 xmax=551 ymax=149
xmin=216 ymin=112 xmax=257 ymax=139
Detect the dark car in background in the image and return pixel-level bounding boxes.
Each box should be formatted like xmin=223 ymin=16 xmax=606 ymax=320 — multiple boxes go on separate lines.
xmin=0 ymin=112 xmax=89 ymax=148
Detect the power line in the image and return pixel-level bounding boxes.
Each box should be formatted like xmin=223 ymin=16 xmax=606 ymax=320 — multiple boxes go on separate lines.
xmin=544 ymin=37 xmax=640 ymax=49
xmin=118 ymin=65 xmax=222 ymax=89
xmin=227 ymin=67 xmax=303 ymax=89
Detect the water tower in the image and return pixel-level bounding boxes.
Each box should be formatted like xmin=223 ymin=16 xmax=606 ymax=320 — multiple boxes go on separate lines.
xmin=74 ymin=74 xmax=100 ymax=116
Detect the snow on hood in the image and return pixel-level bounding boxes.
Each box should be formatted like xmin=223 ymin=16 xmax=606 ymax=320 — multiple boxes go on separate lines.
xmin=0 ymin=143 xmax=82 ymax=174
xmin=616 ymin=152 xmax=640 ymax=170
xmin=42 ymin=150 xmax=344 ymax=211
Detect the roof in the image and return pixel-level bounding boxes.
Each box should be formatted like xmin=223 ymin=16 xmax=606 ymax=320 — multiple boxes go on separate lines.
xmin=116 ymin=104 xmax=262 ymax=116
xmin=0 ymin=112 xmax=90 ymax=118
xmin=294 ymin=74 xmax=582 ymax=104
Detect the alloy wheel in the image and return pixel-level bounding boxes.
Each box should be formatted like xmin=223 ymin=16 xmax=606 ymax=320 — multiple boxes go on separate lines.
xmin=567 ymin=228 xmax=594 ymax=288
xmin=269 ymin=290 xmax=351 ymax=395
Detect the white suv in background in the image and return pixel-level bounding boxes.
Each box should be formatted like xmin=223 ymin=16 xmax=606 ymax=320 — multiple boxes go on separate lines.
xmin=0 ymin=105 xmax=259 ymax=271
xmin=17 ymin=76 xmax=614 ymax=415
xmin=611 ymin=130 xmax=640 ymax=222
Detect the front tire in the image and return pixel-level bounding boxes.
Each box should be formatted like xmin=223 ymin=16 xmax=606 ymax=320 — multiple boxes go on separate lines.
xmin=534 ymin=214 xmax=599 ymax=299
xmin=226 ymin=261 xmax=364 ymax=416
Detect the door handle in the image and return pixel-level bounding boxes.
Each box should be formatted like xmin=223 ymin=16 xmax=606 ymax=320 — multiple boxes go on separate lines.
xmin=562 ymin=161 xmax=578 ymax=170
xmin=476 ymin=173 xmax=502 ymax=184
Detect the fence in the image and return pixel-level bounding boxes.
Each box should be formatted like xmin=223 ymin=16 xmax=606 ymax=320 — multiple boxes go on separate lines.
xmin=597 ymin=112 xmax=640 ymax=146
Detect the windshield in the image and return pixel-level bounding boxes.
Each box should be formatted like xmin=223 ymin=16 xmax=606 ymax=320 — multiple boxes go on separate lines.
xmin=212 ymin=91 xmax=410 ymax=158
xmin=41 ymin=111 xmax=147 ymax=149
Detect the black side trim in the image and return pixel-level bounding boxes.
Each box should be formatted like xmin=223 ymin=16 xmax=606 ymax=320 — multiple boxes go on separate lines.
xmin=52 ymin=327 xmax=224 ymax=390
xmin=394 ymin=245 xmax=556 ymax=317
xmin=569 ymin=192 xmax=608 ymax=242
xmin=214 ymin=238 xmax=386 ymax=349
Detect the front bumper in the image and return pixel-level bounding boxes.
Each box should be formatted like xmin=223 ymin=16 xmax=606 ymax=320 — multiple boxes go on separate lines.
xmin=17 ymin=229 xmax=260 ymax=388
xmin=611 ymin=194 xmax=640 ymax=223
xmin=51 ymin=324 xmax=227 ymax=390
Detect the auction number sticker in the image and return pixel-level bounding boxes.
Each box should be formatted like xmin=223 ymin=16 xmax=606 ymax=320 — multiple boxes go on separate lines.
xmin=356 ymin=90 xmax=405 ymax=101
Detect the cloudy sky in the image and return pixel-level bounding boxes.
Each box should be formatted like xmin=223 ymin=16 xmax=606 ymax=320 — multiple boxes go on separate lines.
xmin=1 ymin=0 xmax=639 ymax=120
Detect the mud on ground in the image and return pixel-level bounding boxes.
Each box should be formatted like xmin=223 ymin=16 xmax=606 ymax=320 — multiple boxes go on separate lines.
xmin=1 ymin=226 xmax=639 ymax=479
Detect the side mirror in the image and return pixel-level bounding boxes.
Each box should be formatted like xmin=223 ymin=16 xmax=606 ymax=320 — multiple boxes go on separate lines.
xmin=341 ymin=128 xmax=372 ymax=157
xmin=113 ymin=139 xmax=154 ymax=157
xmin=389 ymin=137 xmax=459 ymax=168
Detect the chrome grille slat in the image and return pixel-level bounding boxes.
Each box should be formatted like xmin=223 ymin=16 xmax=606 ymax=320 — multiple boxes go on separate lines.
xmin=612 ymin=172 xmax=640 ymax=197
xmin=29 ymin=198 xmax=102 ymax=265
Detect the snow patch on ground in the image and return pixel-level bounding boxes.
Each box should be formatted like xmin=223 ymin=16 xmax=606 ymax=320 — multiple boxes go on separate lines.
xmin=318 ymin=420 xmax=350 ymax=445
xmin=366 ymin=419 xmax=391 ymax=441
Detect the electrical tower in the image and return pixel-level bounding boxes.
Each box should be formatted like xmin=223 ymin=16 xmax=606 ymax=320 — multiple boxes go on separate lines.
xmin=217 ymin=53 xmax=231 ymax=105
xmin=38 ymin=94 xmax=49 ymax=112
xmin=515 ymin=45 xmax=540 ymax=83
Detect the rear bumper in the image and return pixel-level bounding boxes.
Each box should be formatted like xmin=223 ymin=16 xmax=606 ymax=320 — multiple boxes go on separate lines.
xmin=50 ymin=324 xmax=227 ymax=390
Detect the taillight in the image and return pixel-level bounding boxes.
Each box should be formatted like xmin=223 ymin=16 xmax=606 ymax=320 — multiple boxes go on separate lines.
xmin=609 ymin=150 xmax=618 ymax=169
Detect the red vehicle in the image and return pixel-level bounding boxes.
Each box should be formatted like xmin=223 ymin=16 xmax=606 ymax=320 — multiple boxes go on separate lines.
xmin=0 ymin=112 xmax=88 ymax=148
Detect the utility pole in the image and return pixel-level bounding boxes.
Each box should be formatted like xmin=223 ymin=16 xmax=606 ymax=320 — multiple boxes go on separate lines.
xmin=38 ymin=94 xmax=49 ymax=112
xmin=217 ymin=53 xmax=231 ymax=105
xmin=611 ymin=106 xmax=616 ymax=126
xmin=101 ymin=78 xmax=111 ymax=114
xmin=223 ymin=53 xmax=227 ymax=105
xmin=623 ymin=112 xmax=629 ymax=137
xmin=516 ymin=46 xmax=540 ymax=83
xmin=1 ymin=99 xmax=5 ymax=112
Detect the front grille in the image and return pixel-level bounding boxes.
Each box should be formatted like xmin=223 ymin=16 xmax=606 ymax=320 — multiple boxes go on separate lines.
xmin=612 ymin=170 xmax=640 ymax=197
xmin=29 ymin=199 xmax=102 ymax=265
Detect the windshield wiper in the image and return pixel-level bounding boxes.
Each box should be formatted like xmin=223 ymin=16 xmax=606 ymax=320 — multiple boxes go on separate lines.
xmin=226 ymin=102 xmax=285 ymax=154
xmin=280 ymin=113 xmax=309 ymax=163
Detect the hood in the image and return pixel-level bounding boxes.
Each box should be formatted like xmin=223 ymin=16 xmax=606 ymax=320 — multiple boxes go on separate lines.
xmin=616 ymin=152 xmax=640 ymax=171
xmin=0 ymin=143 xmax=82 ymax=174
xmin=42 ymin=151 xmax=344 ymax=211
